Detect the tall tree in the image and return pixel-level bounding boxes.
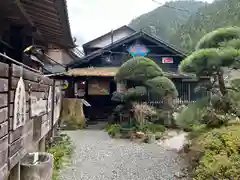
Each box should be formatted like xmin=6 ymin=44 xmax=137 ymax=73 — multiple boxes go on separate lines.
xmin=179 ymin=27 xmax=240 ymax=111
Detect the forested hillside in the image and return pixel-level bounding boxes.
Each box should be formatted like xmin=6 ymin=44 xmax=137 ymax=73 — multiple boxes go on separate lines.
xmin=129 ymin=0 xmax=240 ymax=53
xmin=129 ymin=1 xmax=206 ymax=47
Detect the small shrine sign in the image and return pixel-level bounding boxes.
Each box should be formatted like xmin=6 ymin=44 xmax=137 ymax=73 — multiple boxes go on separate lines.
xmin=13 ymin=77 xmax=26 ymax=130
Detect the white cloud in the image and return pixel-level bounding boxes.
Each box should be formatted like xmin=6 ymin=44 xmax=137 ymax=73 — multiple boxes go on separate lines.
xmin=66 ymin=0 xmax=213 ymax=45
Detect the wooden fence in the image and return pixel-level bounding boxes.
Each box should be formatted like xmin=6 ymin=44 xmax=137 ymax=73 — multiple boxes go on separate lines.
xmin=0 ymin=60 xmax=62 ymax=179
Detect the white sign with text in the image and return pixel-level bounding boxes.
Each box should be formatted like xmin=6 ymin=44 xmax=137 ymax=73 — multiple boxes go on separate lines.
xmin=13 ymin=77 xmax=27 ymax=130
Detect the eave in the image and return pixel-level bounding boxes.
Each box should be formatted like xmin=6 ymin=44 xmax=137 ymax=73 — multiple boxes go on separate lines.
xmin=68 ymin=31 xmax=186 ymax=68
xmin=19 ymin=0 xmax=75 ymax=49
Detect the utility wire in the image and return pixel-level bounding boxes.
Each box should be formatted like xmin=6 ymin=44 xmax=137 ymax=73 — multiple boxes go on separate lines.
xmin=151 ymin=0 xmax=207 ymax=18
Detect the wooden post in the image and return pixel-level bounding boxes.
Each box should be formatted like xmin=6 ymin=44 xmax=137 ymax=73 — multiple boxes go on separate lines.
xmin=38 ymin=136 xmax=46 ymax=152
xmin=8 ymin=162 xmax=20 ymax=180
xmin=188 ymin=83 xmax=191 ymax=102
xmin=50 ymin=80 xmax=55 ymax=139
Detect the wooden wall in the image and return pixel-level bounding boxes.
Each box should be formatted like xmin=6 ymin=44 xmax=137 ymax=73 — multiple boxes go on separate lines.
xmin=0 ymin=62 xmax=61 ymax=179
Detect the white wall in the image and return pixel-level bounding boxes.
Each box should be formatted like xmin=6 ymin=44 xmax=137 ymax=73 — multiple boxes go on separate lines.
xmin=88 ymin=29 xmax=134 ymax=48
xmin=47 ymin=49 xmax=74 ymax=65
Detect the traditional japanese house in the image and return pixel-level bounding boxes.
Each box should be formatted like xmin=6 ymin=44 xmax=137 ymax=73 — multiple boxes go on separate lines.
xmin=64 ymin=26 xmax=208 ymax=121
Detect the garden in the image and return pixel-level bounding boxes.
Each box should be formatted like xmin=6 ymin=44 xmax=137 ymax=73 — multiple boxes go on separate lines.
xmin=106 ymin=26 xmax=240 ymax=179
xmin=105 ymin=56 xmax=178 ymax=143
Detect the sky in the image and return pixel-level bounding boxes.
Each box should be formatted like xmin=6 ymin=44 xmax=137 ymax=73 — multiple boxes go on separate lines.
xmin=66 ymin=0 xmax=212 ymax=46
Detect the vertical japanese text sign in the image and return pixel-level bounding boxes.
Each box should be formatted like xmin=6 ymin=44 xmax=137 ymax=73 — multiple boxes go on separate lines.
xmin=13 ymin=77 xmax=26 ymax=130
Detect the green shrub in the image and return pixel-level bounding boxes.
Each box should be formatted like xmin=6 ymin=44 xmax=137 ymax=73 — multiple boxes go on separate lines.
xmin=150 ymin=109 xmax=170 ymax=124
xmin=115 ymin=57 xmax=163 ymax=82
xmin=46 ymin=133 xmax=74 ymax=180
xmin=111 ymin=91 xmax=125 ymax=102
xmin=107 ymin=124 xmax=121 ymax=137
xmin=201 ymin=108 xmax=232 ymax=128
xmin=146 ymin=76 xmax=178 ymax=97
xmin=188 ymin=123 xmax=240 ymax=179
xmin=124 ymin=86 xmax=147 ymax=102
xmin=120 ymin=118 xmax=136 ymax=129
xmin=175 ymin=97 xmax=209 ymax=131
xmin=115 ymin=56 xmax=177 ymax=102
xmin=145 ymin=123 xmax=166 ymax=133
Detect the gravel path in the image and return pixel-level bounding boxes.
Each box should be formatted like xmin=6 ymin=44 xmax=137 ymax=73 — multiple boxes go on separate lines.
xmin=58 ymin=130 xmax=187 ymax=180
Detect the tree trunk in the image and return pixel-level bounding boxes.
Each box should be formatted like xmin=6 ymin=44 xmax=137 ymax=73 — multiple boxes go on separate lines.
xmin=216 ymin=71 xmax=231 ymax=113
xmin=217 ymin=71 xmax=227 ymax=96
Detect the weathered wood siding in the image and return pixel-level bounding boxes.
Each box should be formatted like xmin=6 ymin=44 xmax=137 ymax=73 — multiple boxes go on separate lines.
xmin=0 ymin=62 xmax=61 ymax=179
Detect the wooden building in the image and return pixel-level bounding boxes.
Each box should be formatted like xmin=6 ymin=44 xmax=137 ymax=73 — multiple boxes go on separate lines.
xmin=62 ymin=26 xmax=208 ymax=121
xmin=0 ymin=0 xmax=76 ymax=70
xmin=0 ymin=1 xmax=76 ymax=179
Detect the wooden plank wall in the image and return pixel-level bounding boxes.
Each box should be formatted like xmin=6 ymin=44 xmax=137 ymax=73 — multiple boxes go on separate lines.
xmin=0 ymin=62 xmax=61 ymax=179
xmin=0 ymin=62 xmax=9 ymax=179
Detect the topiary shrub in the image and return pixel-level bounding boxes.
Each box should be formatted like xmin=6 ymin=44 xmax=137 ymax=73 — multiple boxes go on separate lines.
xmin=115 ymin=57 xmax=178 ymax=99
xmin=124 ymin=86 xmax=147 ymax=102
xmin=188 ymin=123 xmax=240 ymax=179
xmin=114 ymin=57 xmax=178 ymax=128
xmin=146 ymin=76 xmax=178 ymax=97
xmin=115 ymin=56 xmax=164 ymax=83
xmin=179 ymin=27 xmax=240 ymax=114
xmin=195 ymin=27 xmax=240 ymax=50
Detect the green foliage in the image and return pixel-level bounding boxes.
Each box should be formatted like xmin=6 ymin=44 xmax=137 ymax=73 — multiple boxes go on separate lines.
xmin=201 ymin=108 xmax=232 ymax=128
xmin=179 ymin=48 xmax=240 ymax=76
xmin=115 ymin=57 xmax=163 ymax=82
xmin=116 ymin=57 xmax=177 ymax=99
xmin=106 ymin=124 xmax=121 ymax=137
xmin=145 ymin=122 xmax=166 ymax=133
xmin=150 ymin=108 xmax=170 ymax=124
xmin=111 ymin=86 xmax=147 ymax=103
xmin=146 ymin=76 xmax=178 ymax=97
xmin=111 ymin=91 xmax=125 ymax=102
xmin=129 ymin=0 xmax=240 ymax=54
xmin=46 ymin=134 xmax=74 ymax=180
xmin=172 ymin=0 xmax=240 ymax=53
xmin=221 ymin=38 xmax=240 ymax=49
xmin=179 ymin=27 xmax=240 ymax=115
xmin=196 ymin=27 xmax=240 ymax=50
xmin=129 ymin=1 xmax=206 ymax=45
xmin=124 ymin=86 xmax=147 ymax=101
xmin=190 ymin=124 xmax=240 ymax=179
xmin=120 ymin=118 xmax=137 ymax=129
xmin=175 ymin=97 xmax=209 ymax=131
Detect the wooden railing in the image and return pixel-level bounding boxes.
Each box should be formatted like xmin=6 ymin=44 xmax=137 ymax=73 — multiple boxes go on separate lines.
xmin=0 ymin=53 xmax=62 ymax=179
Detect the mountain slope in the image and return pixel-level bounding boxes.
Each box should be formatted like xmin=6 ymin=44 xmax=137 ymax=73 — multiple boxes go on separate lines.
xmin=170 ymin=0 xmax=240 ymax=53
xmin=129 ymin=1 xmax=206 ymax=43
